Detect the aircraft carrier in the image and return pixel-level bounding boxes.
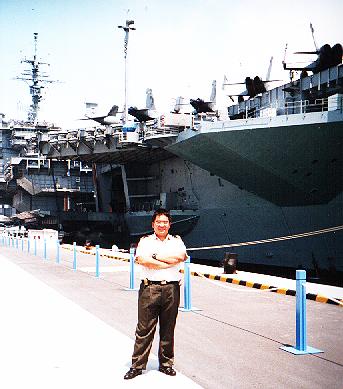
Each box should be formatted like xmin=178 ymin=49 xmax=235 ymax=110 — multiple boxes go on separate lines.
xmin=3 ymin=26 xmax=341 ymax=282
xmin=39 ymin=47 xmax=343 ymax=283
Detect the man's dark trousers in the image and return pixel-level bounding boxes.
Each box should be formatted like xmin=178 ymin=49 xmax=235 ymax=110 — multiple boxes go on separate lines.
xmin=131 ymin=282 xmax=180 ymax=369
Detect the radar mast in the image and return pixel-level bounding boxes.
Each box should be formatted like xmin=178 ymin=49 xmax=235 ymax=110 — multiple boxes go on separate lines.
xmin=15 ymin=33 xmax=55 ymax=124
xmin=118 ymin=19 xmax=136 ymax=123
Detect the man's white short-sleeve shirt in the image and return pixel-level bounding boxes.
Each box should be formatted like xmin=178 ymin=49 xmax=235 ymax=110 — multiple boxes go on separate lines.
xmin=135 ymin=234 xmax=187 ymax=281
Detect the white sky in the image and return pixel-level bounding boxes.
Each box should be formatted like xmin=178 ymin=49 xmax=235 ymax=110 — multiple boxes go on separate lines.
xmin=0 ymin=0 xmax=342 ymax=127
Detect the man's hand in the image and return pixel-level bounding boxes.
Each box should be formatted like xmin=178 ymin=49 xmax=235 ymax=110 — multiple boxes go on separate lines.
xmin=135 ymin=255 xmax=174 ymax=269
xmin=154 ymin=245 xmax=187 ymax=264
xmin=154 ymin=252 xmax=187 ymax=265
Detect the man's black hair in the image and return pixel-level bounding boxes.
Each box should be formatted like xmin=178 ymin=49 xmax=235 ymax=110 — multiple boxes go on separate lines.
xmin=152 ymin=208 xmax=172 ymax=223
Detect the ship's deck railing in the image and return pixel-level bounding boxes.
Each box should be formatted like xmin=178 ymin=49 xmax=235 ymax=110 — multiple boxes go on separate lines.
xmin=242 ymin=94 xmax=342 ymax=119
xmin=46 ymin=126 xmax=145 ymax=146
xmin=3 ymin=152 xmax=92 ymax=176
xmin=144 ymin=127 xmax=180 ymax=139
xmin=10 ymin=138 xmax=28 ymax=147
xmin=194 ymin=112 xmax=219 ymax=122
xmin=129 ymin=202 xmax=198 ymax=213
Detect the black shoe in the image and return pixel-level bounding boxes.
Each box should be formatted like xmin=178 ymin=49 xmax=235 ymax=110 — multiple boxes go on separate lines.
xmin=159 ymin=366 xmax=176 ymax=376
xmin=124 ymin=368 xmax=142 ymax=380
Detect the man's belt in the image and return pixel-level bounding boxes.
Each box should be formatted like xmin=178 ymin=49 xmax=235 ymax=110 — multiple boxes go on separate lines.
xmin=142 ymin=279 xmax=180 ymax=286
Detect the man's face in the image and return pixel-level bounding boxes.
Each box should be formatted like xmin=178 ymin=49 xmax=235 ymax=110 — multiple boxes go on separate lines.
xmin=152 ymin=214 xmax=170 ymax=240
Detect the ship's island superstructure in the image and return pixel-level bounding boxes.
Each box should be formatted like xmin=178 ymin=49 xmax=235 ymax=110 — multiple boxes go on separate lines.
xmin=0 ymin=34 xmax=124 ymax=245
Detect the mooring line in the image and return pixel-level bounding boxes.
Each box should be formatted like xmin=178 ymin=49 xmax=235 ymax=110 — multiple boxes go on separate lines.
xmin=187 ymin=225 xmax=343 ymax=251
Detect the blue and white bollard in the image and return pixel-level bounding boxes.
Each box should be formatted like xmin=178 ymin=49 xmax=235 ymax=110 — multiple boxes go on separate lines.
xmin=56 ymin=239 xmax=60 ymax=263
xmin=124 ymin=247 xmax=139 ymax=291
xmin=180 ymin=256 xmax=200 ymax=312
xmin=184 ymin=257 xmax=191 ymax=310
xmin=95 ymin=245 xmax=100 ymax=278
xmin=27 ymin=239 xmax=30 ymax=254
xmin=129 ymin=247 xmax=135 ymax=289
xmin=34 ymin=239 xmax=37 ymax=256
xmin=73 ymin=242 xmax=77 ymax=270
xmin=281 ymin=270 xmax=323 ymax=355
xmin=43 ymin=239 xmax=47 ymax=260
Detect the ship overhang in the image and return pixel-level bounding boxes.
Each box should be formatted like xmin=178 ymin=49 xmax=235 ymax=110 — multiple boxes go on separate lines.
xmin=40 ymin=139 xmax=174 ymax=164
xmin=166 ymin=110 xmax=343 ymax=206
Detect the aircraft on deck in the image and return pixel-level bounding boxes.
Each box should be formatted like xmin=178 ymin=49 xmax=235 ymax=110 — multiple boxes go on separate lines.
xmin=128 ymin=88 xmax=158 ymax=122
xmin=81 ymin=105 xmax=122 ymax=125
xmin=172 ymin=96 xmax=187 ymax=113
xmin=283 ymin=43 xmax=342 ymax=74
xmin=189 ymin=80 xmax=217 ymax=114
xmin=172 ymin=80 xmax=217 ymax=115
xmin=223 ymin=57 xmax=281 ymax=102
xmin=282 ymin=24 xmax=342 ymax=74
xmin=128 ymin=107 xmax=155 ymax=122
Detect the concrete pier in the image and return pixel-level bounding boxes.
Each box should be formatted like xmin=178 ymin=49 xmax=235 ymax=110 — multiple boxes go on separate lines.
xmin=0 ymin=244 xmax=342 ymax=388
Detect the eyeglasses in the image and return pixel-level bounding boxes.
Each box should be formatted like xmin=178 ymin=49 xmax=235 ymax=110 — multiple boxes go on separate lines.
xmin=154 ymin=221 xmax=170 ymax=225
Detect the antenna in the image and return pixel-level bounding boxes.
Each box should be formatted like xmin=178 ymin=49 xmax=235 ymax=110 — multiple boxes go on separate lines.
xmin=118 ymin=19 xmax=136 ymax=123
xmin=283 ymin=43 xmax=288 ymax=65
xmin=222 ymin=75 xmax=228 ymax=90
xmin=210 ymin=80 xmax=216 ymax=103
xmin=266 ymin=56 xmax=273 ymax=81
xmin=310 ymin=22 xmax=319 ymax=52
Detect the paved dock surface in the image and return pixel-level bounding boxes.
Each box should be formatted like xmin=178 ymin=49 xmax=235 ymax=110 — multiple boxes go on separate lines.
xmin=0 ymin=244 xmax=342 ymax=388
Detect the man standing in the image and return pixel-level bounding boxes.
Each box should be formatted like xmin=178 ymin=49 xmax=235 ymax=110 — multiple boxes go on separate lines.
xmin=124 ymin=208 xmax=187 ymax=380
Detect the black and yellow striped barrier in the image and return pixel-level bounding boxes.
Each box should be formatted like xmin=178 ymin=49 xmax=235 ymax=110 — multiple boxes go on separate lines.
xmin=180 ymin=270 xmax=343 ymax=307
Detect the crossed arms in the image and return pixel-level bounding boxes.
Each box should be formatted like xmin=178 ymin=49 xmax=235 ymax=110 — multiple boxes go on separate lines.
xmin=135 ymin=250 xmax=187 ymax=269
